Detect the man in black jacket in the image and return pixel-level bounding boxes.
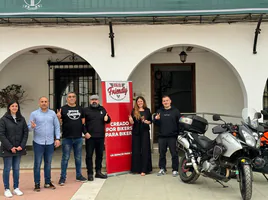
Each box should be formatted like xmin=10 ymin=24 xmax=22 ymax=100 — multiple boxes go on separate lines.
xmin=153 ymin=95 xmax=181 ymax=177
xmin=84 ymin=94 xmax=111 ymax=181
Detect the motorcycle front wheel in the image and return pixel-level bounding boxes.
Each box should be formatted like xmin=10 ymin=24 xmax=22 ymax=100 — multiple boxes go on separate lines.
xmin=239 ymin=165 xmax=252 ymax=200
xmin=178 ymin=156 xmax=200 ymax=183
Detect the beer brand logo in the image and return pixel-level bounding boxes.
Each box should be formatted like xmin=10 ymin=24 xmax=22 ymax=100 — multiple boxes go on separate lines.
xmin=23 ymin=0 xmax=42 ymax=10
xmin=107 ymin=83 xmax=128 ymax=101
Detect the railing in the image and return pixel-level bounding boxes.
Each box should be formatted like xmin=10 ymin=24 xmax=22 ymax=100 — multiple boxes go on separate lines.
xmin=151 ymin=112 xmax=242 ymax=151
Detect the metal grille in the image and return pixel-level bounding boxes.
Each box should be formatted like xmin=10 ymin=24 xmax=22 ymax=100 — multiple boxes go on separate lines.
xmin=48 ymin=53 xmax=98 ymax=110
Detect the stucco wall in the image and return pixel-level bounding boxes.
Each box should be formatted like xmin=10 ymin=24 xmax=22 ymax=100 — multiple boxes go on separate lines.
xmin=0 ymin=23 xmax=268 ymax=142
xmin=0 ymin=23 xmax=267 ymax=112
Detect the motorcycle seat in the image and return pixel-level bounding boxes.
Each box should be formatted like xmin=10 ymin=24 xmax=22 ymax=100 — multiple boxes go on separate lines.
xmin=192 ymin=134 xmax=215 ymax=149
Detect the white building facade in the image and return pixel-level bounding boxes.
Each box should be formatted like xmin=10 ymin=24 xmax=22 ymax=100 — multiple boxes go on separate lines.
xmin=0 ymin=1 xmax=268 ymax=144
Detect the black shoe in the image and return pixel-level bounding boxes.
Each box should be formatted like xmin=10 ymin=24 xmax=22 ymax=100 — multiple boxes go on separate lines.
xmin=76 ymin=175 xmax=87 ymax=183
xmin=34 ymin=183 xmax=40 ymax=192
xmin=44 ymin=182 xmax=56 ymax=189
xmin=88 ymin=175 xmax=94 ymax=181
xmin=95 ymin=171 xmax=107 ymax=179
xmin=58 ymin=177 xmax=65 ymax=186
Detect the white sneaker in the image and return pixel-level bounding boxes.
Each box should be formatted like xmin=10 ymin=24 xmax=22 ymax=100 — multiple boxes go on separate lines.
xmin=157 ymin=169 xmax=166 ymax=176
xmin=172 ymin=171 xmax=179 ymax=177
xmin=13 ymin=188 xmax=23 ymax=196
xmin=4 ymin=189 xmax=13 ymax=198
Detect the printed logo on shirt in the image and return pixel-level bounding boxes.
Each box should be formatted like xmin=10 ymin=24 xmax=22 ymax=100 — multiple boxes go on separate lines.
xmin=67 ymin=110 xmax=81 ymax=120
xmin=164 ymin=114 xmax=170 ymax=117
xmin=100 ymin=111 xmax=103 ymax=114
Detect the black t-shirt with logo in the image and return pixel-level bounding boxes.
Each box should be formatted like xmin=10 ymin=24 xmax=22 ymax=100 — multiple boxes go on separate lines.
xmin=61 ymin=105 xmax=85 ymax=138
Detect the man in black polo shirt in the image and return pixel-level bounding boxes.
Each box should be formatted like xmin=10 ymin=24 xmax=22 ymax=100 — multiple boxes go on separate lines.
xmin=57 ymin=92 xmax=87 ymax=186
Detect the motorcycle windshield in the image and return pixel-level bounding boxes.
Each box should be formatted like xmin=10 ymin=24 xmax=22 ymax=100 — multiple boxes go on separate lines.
xmin=242 ymin=108 xmax=259 ymax=129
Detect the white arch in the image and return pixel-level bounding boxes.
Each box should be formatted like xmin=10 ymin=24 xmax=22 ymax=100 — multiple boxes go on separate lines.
xmin=128 ymin=43 xmax=248 ymax=107
xmin=0 ymin=45 xmax=104 ymax=80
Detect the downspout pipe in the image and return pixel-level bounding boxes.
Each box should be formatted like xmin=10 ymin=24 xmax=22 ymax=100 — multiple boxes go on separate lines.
xmin=253 ymin=14 xmax=263 ymax=54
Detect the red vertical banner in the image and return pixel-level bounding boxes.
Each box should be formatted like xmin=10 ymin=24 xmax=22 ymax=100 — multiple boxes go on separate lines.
xmin=101 ymin=81 xmax=133 ymax=175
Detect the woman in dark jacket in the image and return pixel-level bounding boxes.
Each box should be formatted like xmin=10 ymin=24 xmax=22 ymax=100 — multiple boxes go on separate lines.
xmin=129 ymin=96 xmax=152 ymax=176
xmin=0 ymin=100 xmax=28 ymax=197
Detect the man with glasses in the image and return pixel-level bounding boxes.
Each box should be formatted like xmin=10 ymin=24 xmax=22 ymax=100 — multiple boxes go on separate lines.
xmin=57 ymin=92 xmax=87 ymax=186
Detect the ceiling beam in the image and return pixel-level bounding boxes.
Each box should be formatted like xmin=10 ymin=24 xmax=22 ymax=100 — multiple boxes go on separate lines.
xmin=186 ymin=46 xmax=194 ymax=51
xmin=166 ymin=47 xmax=173 ymax=52
xmin=29 ymin=50 xmax=38 ymax=54
xmin=45 ymin=48 xmax=57 ymax=54
xmin=212 ymin=15 xmax=219 ymax=23
xmin=62 ymin=18 xmax=70 ymax=23
xmin=31 ymin=18 xmax=40 ymax=23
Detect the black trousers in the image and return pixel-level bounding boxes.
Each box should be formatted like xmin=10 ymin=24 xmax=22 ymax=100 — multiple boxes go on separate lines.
xmin=158 ymin=137 xmax=178 ymax=171
xmin=85 ymin=137 xmax=104 ymax=175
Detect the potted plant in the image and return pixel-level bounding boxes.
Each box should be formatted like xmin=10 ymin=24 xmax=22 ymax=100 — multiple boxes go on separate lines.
xmin=0 ymin=84 xmax=30 ymax=117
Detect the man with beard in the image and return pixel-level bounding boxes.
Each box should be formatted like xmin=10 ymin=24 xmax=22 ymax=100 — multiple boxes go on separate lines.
xmin=83 ymin=95 xmax=111 ymax=181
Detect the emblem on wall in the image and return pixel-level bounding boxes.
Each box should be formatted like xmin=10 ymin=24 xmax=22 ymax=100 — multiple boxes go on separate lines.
xmin=106 ymin=82 xmax=130 ymax=103
xmin=23 ymin=0 xmax=42 ymax=10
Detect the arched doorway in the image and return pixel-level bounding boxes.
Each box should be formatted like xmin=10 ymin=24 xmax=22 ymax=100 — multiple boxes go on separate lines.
xmin=129 ymin=45 xmax=246 ymax=142
xmin=0 ymin=46 xmax=101 ymax=146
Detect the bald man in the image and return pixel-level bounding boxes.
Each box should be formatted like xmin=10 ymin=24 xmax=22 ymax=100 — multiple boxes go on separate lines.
xmin=28 ymin=97 xmax=60 ymax=192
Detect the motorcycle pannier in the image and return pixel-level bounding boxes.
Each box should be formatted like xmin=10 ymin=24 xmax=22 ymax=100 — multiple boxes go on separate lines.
xmin=179 ymin=115 xmax=208 ymax=134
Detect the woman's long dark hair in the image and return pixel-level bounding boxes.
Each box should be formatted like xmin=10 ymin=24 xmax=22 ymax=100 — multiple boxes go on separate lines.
xmin=6 ymin=100 xmax=22 ymax=118
xmin=133 ymin=96 xmax=147 ymax=120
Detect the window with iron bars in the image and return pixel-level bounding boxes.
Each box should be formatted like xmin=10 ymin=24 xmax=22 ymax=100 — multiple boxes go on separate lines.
xmin=48 ymin=55 xmax=98 ymax=110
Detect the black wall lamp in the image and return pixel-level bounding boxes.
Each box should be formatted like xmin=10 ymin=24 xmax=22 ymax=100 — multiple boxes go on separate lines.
xmin=179 ymin=51 xmax=187 ymax=63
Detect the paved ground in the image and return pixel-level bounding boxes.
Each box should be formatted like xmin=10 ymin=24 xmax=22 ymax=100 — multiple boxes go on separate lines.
xmin=95 ymin=170 xmax=268 ymax=200
xmin=2 ymin=169 xmax=268 ymax=200
xmin=0 ymin=169 xmax=83 ymax=200
xmin=0 ymin=149 xmax=268 ymax=200
xmin=0 ymin=169 xmax=268 ymax=200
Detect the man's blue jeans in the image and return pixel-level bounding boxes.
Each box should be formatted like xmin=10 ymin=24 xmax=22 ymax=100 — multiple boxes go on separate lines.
xmin=2 ymin=156 xmax=21 ymax=189
xmin=33 ymin=141 xmax=54 ymax=185
xmin=60 ymin=137 xmax=83 ymax=180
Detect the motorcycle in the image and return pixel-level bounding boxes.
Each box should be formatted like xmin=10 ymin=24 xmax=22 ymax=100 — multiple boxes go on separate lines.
xmin=177 ymin=109 xmax=262 ymax=200
xmin=251 ymin=109 xmax=268 ymax=180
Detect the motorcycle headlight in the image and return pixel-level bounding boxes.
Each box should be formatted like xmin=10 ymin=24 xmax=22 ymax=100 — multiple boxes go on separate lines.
xmin=242 ymin=130 xmax=256 ymax=147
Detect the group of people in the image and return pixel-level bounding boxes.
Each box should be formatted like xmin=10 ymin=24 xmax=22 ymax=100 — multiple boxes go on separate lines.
xmin=129 ymin=95 xmax=181 ymax=177
xmin=0 ymin=93 xmax=180 ymax=198
xmin=0 ymin=93 xmax=110 ymax=198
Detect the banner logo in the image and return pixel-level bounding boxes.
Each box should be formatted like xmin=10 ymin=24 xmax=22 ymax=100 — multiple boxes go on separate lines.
xmin=106 ymin=82 xmax=130 ymax=103
xmin=23 ymin=0 xmax=42 ymax=10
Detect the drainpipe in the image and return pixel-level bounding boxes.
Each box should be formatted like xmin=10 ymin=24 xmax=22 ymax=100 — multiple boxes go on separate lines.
xmin=253 ymin=14 xmax=263 ymax=54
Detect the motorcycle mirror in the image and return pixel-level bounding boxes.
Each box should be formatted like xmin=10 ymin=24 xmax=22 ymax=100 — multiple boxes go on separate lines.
xmin=261 ymin=110 xmax=268 ymax=116
xmin=255 ymin=112 xmax=262 ymax=119
xmin=212 ymin=114 xmax=221 ymax=121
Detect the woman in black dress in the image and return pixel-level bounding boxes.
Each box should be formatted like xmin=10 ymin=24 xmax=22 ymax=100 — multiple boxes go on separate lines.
xmin=129 ymin=96 xmax=152 ymax=176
